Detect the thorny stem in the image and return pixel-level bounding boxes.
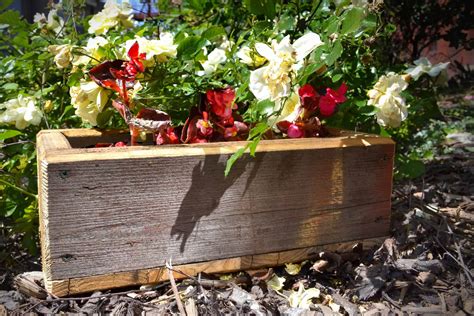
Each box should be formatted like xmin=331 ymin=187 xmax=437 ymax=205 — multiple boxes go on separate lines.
xmin=0 ymin=178 xmax=37 ymax=199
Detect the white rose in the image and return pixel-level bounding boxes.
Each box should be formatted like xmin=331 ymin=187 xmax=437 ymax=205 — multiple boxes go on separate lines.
xmin=406 ymin=57 xmax=449 ymax=81
xmin=249 ymin=32 xmax=323 ymax=101
xmin=367 ymin=72 xmax=409 ymax=128
xmin=198 ymin=48 xmax=227 ymax=75
xmin=47 ymin=9 xmax=64 ymax=34
xmin=0 ymin=95 xmax=43 ymax=129
xmin=33 ymin=13 xmax=46 ymax=25
xmin=70 ymin=81 xmax=110 ymax=126
xmin=374 ymin=94 xmax=408 ymax=128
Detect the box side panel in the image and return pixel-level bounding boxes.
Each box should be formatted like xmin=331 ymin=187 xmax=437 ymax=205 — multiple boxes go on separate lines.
xmin=36 ymin=131 xmax=72 ymax=292
xmin=44 ymin=143 xmax=394 ymax=280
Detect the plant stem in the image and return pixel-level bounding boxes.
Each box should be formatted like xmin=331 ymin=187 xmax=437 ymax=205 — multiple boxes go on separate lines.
xmin=0 ymin=179 xmax=37 ymax=199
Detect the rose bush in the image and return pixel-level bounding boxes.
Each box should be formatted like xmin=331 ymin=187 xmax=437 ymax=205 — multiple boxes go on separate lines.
xmin=0 ymin=0 xmax=450 ymax=253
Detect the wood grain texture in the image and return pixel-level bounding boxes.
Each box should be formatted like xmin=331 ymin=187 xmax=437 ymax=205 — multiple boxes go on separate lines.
xmin=36 ymin=131 xmax=72 ymax=286
xmin=45 ymin=236 xmax=386 ymax=296
xmin=37 ymin=129 xmax=394 ymax=296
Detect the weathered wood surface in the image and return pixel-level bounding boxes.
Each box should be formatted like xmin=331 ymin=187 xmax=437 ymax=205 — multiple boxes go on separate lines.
xmin=37 ymin=129 xmax=394 ymax=296
xmin=47 ymin=237 xmax=386 ymax=296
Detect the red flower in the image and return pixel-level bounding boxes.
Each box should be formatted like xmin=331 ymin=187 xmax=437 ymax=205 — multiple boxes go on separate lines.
xmin=156 ymin=127 xmax=180 ymax=145
xmin=319 ymin=83 xmax=347 ymax=117
xmin=299 ymin=84 xmax=319 ymax=112
xmin=206 ymin=87 xmax=236 ymax=119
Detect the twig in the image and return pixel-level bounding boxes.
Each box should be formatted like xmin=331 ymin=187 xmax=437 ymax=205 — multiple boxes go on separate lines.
xmin=166 ymin=260 xmax=187 ymax=316
xmin=444 ymin=219 xmax=474 ymax=287
xmin=0 ymin=178 xmax=37 ymax=199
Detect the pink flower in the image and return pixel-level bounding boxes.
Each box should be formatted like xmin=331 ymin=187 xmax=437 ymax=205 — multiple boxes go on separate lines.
xmin=287 ymin=123 xmax=305 ymax=138
xmin=196 ymin=111 xmax=213 ymax=137
xmin=319 ymin=83 xmax=347 ymax=117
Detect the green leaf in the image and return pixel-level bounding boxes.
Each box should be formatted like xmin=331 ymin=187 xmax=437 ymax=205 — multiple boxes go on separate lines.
xmin=399 ymin=159 xmax=426 ymax=179
xmin=225 ymin=147 xmax=246 ymax=177
xmin=299 ymin=61 xmax=324 ymax=84
xmin=0 ymin=130 xmax=23 ymax=140
xmin=177 ymin=36 xmax=205 ymax=59
xmin=244 ymin=0 xmax=276 ymax=19
xmin=68 ymin=71 xmax=84 ymax=87
xmin=253 ymin=21 xmax=273 ymax=33
xmin=362 ymin=13 xmax=377 ymax=30
xmin=0 ymin=10 xmax=21 ymax=26
xmin=0 ymin=0 xmax=13 ymax=11
xmin=249 ymin=138 xmax=261 ymax=157
xmin=96 ymin=108 xmax=114 ymax=128
xmin=255 ymin=99 xmax=275 ymax=117
xmin=325 ymin=40 xmax=343 ymax=66
xmin=2 ymin=82 xmax=18 ymax=90
xmin=202 ymin=26 xmax=226 ymax=41
xmin=249 ymin=122 xmax=269 ymax=139
xmin=277 ymin=15 xmax=295 ymax=31
xmin=331 ymin=73 xmax=343 ymax=82
xmin=186 ymin=0 xmax=205 ymax=12
xmin=340 ymin=7 xmax=365 ymax=34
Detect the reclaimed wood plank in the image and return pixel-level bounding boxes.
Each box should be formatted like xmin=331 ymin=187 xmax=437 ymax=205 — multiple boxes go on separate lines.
xmin=36 ymin=131 xmax=72 ymax=288
xmin=45 ymin=237 xmax=386 ymax=296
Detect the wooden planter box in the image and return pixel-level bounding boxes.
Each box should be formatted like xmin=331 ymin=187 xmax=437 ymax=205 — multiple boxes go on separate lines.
xmin=37 ymin=129 xmax=394 ymax=296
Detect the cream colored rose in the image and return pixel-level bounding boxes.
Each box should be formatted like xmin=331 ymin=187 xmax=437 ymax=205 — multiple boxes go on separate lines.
xmin=48 ymin=44 xmax=73 ymax=69
xmin=0 ymin=95 xmax=43 ymax=129
xmin=88 ymin=0 xmax=133 ymax=35
xmin=70 ymin=81 xmax=110 ymax=126
xmin=367 ymin=72 xmax=409 ymax=128
xmin=249 ymin=32 xmax=323 ymax=101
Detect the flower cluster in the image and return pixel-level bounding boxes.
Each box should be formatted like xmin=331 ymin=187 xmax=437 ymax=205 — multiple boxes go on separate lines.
xmin=0 ymin=95 xmax=43 ymax=129
xmin=367 ymin=57 xmax=448 ymax=128
xmin=274 ymin=83 xmax=347 ymax=138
